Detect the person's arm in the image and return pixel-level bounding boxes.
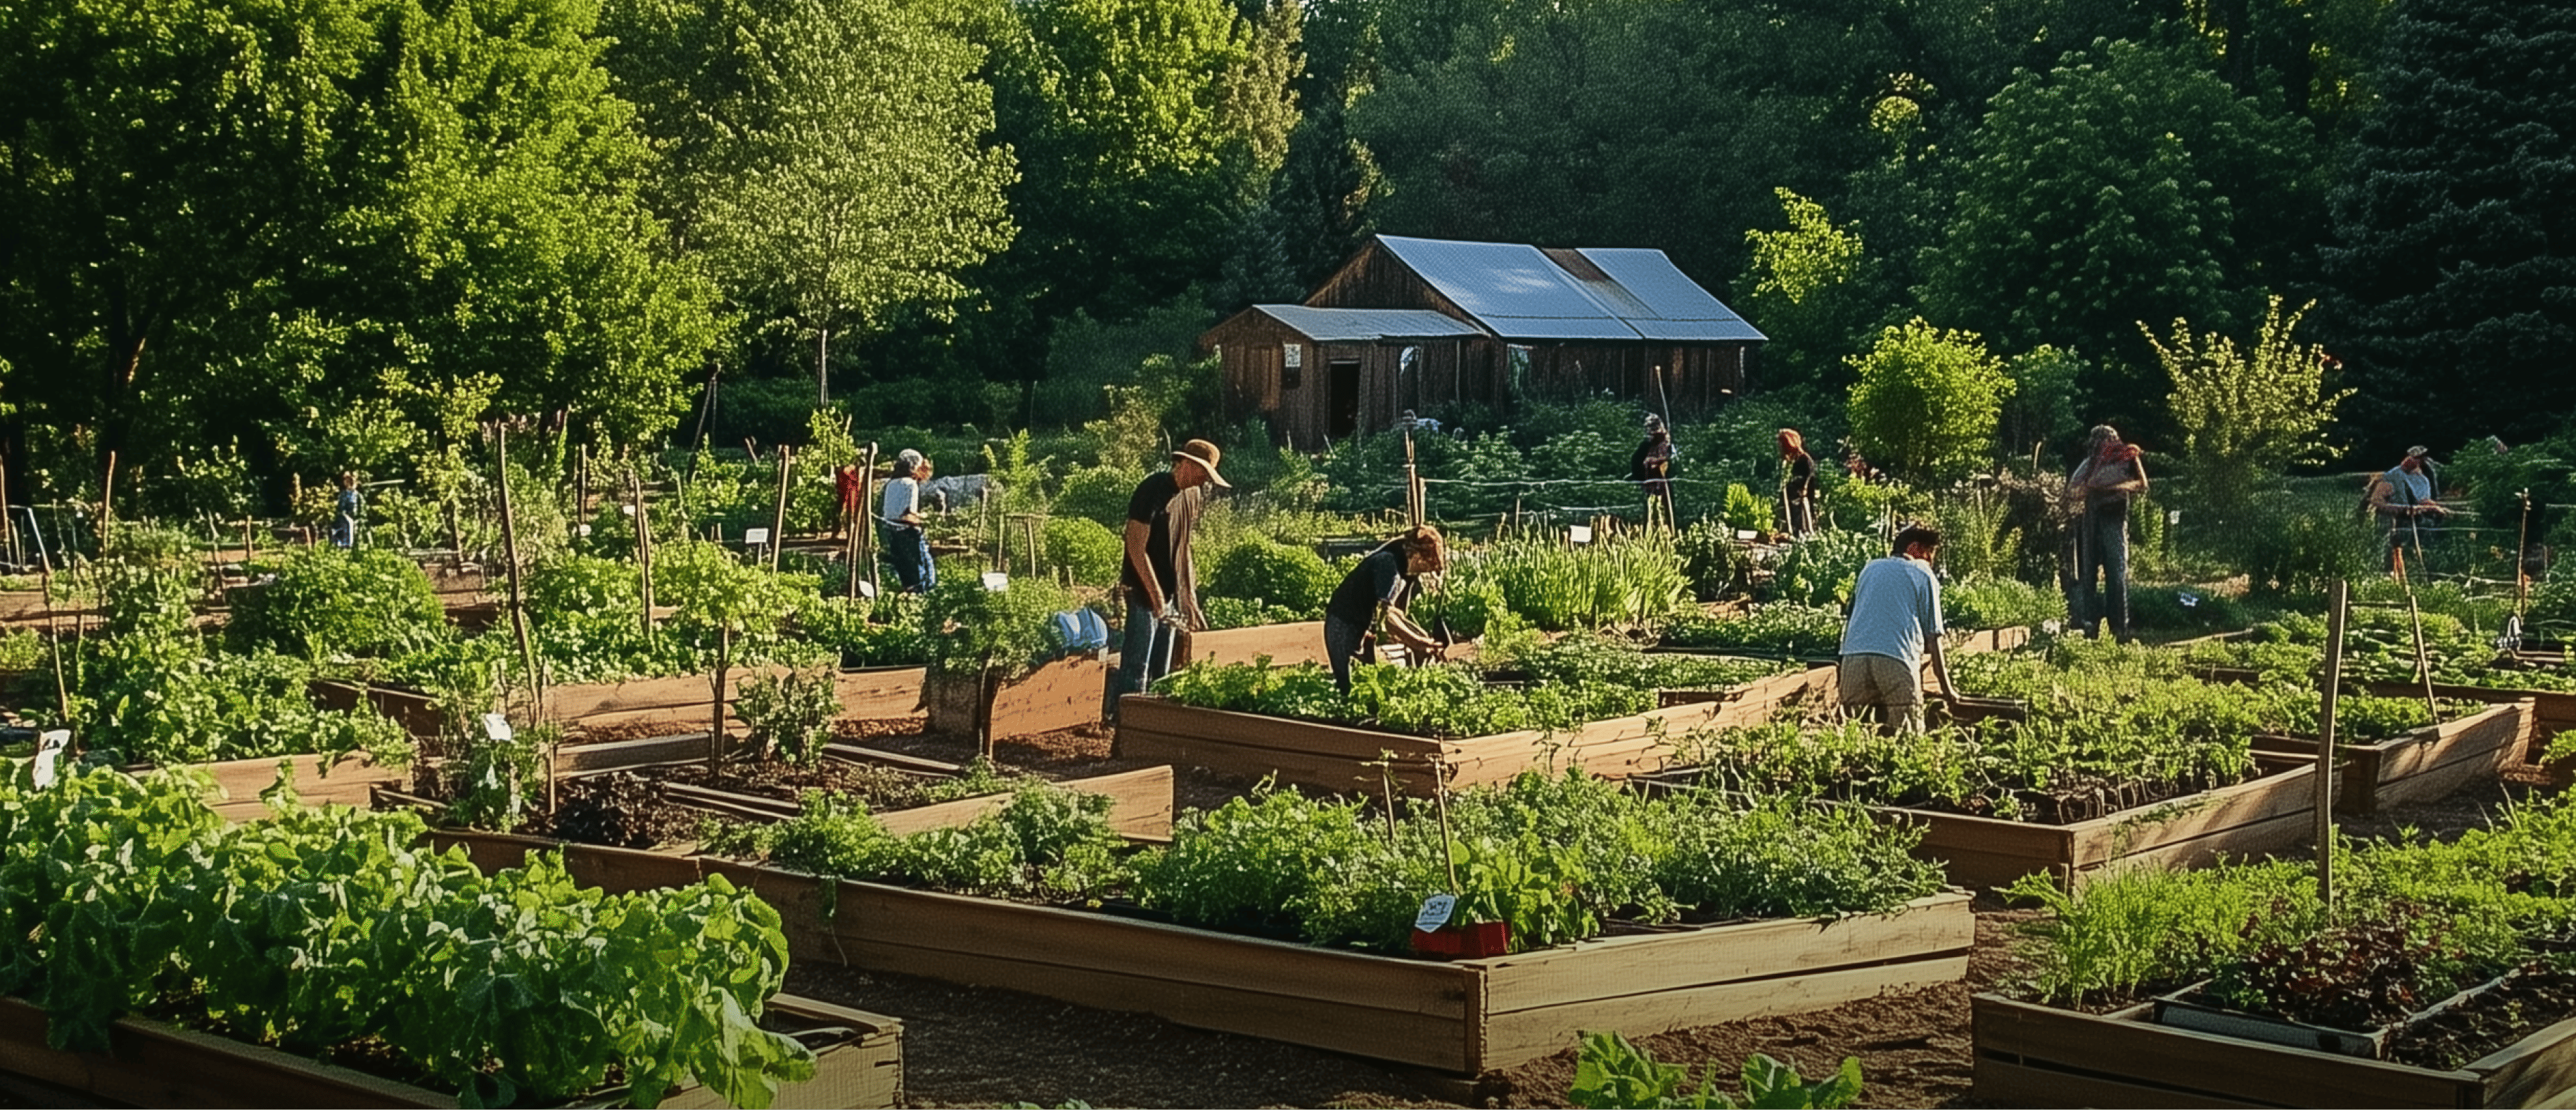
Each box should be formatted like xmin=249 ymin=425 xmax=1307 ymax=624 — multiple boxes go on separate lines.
xmin=1925 ymin=573 xmax=1955 ymax=702
xmin=898 ymin=482 xmax=924 ymax=526
xmin=1381 ymin=604 xmax=1438 ymax=652
xmin=2109 ymin=458 xmax=2148 ymax=496
xmin=1122 ymin=519 xmax=1163 ymax=613
xmin=1927 ymin=631 xmax=1957 ymax=704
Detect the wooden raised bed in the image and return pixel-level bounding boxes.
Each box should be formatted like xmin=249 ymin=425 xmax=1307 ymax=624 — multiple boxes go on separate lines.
xmin=437 ymin=830 xmax=1972 ymax=1076
xmin=1114 ymin=665 xmax=1834 ymax=796
xmin=1878 ymin=754 xmax=2321 ymax=891
xmin=922 ymin=655 xmax=1108 ymax=742
xmin=312 ymin=665 xmax=928 ymax=742
xmin=1181 ymin=620 xmax=1329 ymax=668
xmin=2251 ymin=700 xmax=2535 ymax=814
xmin=144 ymin=752 xmax=409 ymax=824
xmin=1973 ymin=991 xmax=2576 ymax=1108
xmin=0 ymin=992 xmax=901 ymax=1109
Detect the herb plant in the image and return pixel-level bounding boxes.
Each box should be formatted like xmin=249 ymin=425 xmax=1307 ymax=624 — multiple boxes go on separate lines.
xmin=1658 ymin=604 xmax=1846 ymax=658
xmin=1571 ymin=1032 xmax=1862 ymax=1110
xmin=736 ymin=666 xmax=842 ymax=763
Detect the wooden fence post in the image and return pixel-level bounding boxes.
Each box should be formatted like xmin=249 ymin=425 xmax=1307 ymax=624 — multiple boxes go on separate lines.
xmin=768 ymin=444 xmax=794 ymax=571
xmin=2316 ymin=578 xmax=2349 ymax=906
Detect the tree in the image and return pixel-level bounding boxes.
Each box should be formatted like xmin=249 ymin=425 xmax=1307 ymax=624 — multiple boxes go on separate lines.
xmin=1739 ymin=188 xmax=1874 ymax=388
xmin=2321 ymin=0 xmax=2576 ymax=451
xmin=603 ymin=0 xmax=1017 ymax=404
xmin=2149 ymin=296 xmax=2349 ymax=518
xmin=1845 ymin=319 xmax=2015 ymax=482
xmin=1917 ymin=36 xmax=2326 ymax=432
xmin=1996 ymin=345 xmax=2089 ymax=464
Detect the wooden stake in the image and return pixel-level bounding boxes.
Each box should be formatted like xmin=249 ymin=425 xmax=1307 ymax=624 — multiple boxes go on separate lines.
xmin=99 ymin=450 xmax=116 ymax=551
xmin=2316 ymin=578 xmax=2349 ymax=906
xmin=710 ymin=623 xmax=732 ymax=771
xmin=768 ymin=444 xmax=794 ymax=571
xmin=2517 ymin=488 xmax=2534 ymax=618
xmin=2398 ymin=569 xmax=2441 ymax=726
xmin=849 ymin=443 xmax=878 ymax=600
xmin=0 ymin=457 xmax=14 ymax=567
xmin=493 ymin=423 xmax=540 ymax=726
xmin=632 ymin=465 xmax=655 ymax=634
xmin=1021 ymin=514 xmax=1041 ymax=579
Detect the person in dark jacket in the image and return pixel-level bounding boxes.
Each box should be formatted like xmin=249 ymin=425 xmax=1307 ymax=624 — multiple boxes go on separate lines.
xmin=1778 ymin=429 xmax=1819 ymax=537
xmin=1630 ymin=415 xmax=1676 ymax=526
xmin=2063 ymin=425 xmax=2148 ymax=641
xmin=1322 ymin=525 xmax=1447 ymax=695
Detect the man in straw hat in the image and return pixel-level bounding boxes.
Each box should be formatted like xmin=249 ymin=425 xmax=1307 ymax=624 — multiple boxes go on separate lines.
xmin=1108 ymin=438 xmax=1230 ymax=716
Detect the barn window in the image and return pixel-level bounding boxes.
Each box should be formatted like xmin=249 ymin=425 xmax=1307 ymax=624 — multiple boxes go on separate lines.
xmin=1283 ymin=342 xmax=1303 ymax=389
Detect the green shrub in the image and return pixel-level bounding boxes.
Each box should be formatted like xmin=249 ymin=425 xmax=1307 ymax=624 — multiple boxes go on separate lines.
xmin=1944 ymin=575 xmax=2065 ymax=629
xmin=228 ymin=547 xmax=445 ymax=660
xmin=737 ymin=667 xmax=842 ymax=764
xmin=1720 ymin=483 xmax=1776 ymax=534
xmin=1042 ymin=516 xmax=1124 ymax=588
xmin=2230 ymin=504 xmax=2374 ymax=600
xmin=1769 ymin=530 xmax=1879 ymax=608
xmin=1203 ymin=537 xmax=1334 ymax=616
xmin=1054 ymin=464 xmax=1143 ymax=529
xmin=2126 ymin=584 xmax=2249 ymax=634
xmin=922 ymin=571 xmax=1079 ymax=678
xmin=796 ymin=594 xmax=930 ymax=667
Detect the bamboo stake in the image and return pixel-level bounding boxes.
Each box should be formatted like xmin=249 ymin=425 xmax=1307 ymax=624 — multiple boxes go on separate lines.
xmin=1021 ymin=514 xmax=1040 ymax=579
xmin=768 ymin=444 xmax=794 ymax=571
xmin=2316 ymin=578 xmax=2349 ymax=906
xmin=849 ymin=443 xmax=877 ymax=600
xmin=710 ymin=624 xmax=732 ymax=772
xmin=633 ymin=464 xmax=655 ymax=634
xmin=98 ymin=451 xmax=116 ymax=551
xmin=2517 ymin=489 xmax=2534 ymax=620
xmin=2398 ymin=566 xmax=2442 ymax=726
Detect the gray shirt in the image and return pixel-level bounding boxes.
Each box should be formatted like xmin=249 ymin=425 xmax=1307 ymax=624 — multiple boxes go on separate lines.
xmin=1839 ymin=556 xmax=1945 ymax=674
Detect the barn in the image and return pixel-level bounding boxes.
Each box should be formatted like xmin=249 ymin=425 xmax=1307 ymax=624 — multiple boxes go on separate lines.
xmin=1200 ymin=234 xmax=1766 ymax=446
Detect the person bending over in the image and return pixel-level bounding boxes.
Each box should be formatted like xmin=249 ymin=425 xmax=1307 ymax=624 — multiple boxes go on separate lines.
xmin=1322 ymin=526 xmax=1447 ymax=696
xmin=1108 ymin=439 xmax=1227 ymax=714
xmin=1837 ymin=524 xmax=1956 ymax=732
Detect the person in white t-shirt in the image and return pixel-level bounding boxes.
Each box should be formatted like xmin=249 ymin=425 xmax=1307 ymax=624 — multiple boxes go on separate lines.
xmin=880 ymin=450 xmax=935 ymax=593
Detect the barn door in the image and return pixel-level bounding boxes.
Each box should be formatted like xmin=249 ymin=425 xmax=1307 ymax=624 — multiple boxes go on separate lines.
xmin=1329 ymin=359 xmax=1361 ymax=439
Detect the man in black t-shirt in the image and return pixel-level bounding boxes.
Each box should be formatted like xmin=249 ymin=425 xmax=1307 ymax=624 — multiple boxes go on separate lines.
xmin=1323 ymin=526 xmax=1447 ymax=695
xmin=1108 ymin=439 xmax=1228 ymax=714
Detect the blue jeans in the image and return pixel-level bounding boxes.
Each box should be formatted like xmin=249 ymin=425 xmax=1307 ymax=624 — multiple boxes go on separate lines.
xmin=2073 ymin=508 xmax=2130 ymax=639
xmin=1324 ymin=612 xmax=1373 ymax=695
xmin=881 ymin=524 xmax=934 ymax=594
xmin=1112 ymin=600 xmax=1180 ymax=709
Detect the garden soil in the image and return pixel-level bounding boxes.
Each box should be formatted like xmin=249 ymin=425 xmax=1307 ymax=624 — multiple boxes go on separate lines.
xmin=779 ymin=712 xmax=2545 ymax=1108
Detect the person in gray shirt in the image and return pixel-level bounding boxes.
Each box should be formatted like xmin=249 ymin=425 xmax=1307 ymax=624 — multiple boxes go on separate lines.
xmin=1837 ymin=525 xmax=1958 ymax=732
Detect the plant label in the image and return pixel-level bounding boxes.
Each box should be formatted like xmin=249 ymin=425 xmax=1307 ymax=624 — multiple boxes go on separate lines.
xmin=31 ymin=729 xmax=67 ymax=789
xmin=857 ymin=579 xmax=877 ymax=600
xmin=1735 ymin=529 xmax=1758 ymax=541
xmin=981 ymin=572 xmax=1010 ymax=592
xmin=482 ymin=713 xmax=513 ymax=742
xmin=2178 ymin=590 xmax=2200 ymax=608
xmin=1569 ymin=524 xmax=1593 ymax=545
xmin=744 ymin=528 xmax=771 ymax=546
xmin=622 ymin=504 xmax=636 ymax=516
xmin=578 ymin=524 xmax=592 ymax=537
xmin=1414 ymin=893 xmax=1456 ymax=932
xmin=2167 ymin=510 xmax=2182 ymax=525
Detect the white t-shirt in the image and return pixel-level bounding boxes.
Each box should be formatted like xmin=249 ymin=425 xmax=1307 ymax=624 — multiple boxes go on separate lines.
xmin=880 ymin=477 xmax=920 ymax=528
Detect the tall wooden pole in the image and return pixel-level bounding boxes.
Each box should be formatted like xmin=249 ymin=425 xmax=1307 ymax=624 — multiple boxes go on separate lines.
xmin=768 ymin=444 xmax=794 ymax=571
xmin=631 ymin=465 xmax=655 ymax=635
xmin=494 ymin=424 xmax=539 ymax=724
xmin=0 ymin=457 xmax=15 ymax=567
xmin=98 ymin=451 xmax=117 ymax=551
xmin=849 ymin=443 xmax=877 ymax=600
xmin=2316 ymin=578 xmax=2349 ymax=906
xmin=710 ymin=624 xmax=732 ymax=771
xmin=2517 ymin=489 xmax=2534 ymax=619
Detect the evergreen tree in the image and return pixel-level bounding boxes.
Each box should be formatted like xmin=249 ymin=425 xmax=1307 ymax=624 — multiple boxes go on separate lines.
xmin=2321 ymin=0 xmax=2576 ymax=451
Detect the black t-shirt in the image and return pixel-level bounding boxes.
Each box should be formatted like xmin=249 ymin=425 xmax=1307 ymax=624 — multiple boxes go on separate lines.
xmin=1121 ymin=471 xmax=1201 ymax=597
xmin=1326 ymin=547 xmax=1410 ymax=626
xmin=1787 ymin=453 xmax=1817 ymax=499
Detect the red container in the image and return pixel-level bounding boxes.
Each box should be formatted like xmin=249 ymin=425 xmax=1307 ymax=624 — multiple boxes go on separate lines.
xmin=1409 ymin=927 xmax=1461 ymax=957
xmin=1459 ymin=920 xmax=1511 ymax=958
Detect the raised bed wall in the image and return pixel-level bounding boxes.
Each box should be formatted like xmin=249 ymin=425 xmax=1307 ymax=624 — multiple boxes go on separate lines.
xmin=1882 ymin=756 xmax=2320 ymax=891
xmin=1181 ymin=621 xmax=1329 ymax=668
xmin=0 ymin=993 xmax=900 ymax=1109
xmin=1114 ymin=665 xmax=1834 ymax=796
xmin=922 ymin=655 xmax=1109 ymax=741
xmin=2251 ymin=700 xmax=2535 ymax=814
xmin=437 ymin=830 xmax=1971 ymax=1076
xmin=1973 ymin=992 xmax=2576 ymax=1108
xmin=313 ymin=665 xmax=927 ymax=742
xmin=154 ymin=753 xmax=408 ymax=824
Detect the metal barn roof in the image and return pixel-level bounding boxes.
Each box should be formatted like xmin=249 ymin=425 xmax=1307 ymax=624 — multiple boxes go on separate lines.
xmin=1373 ymin=235 xmax=1640 ymax=341
xmin=1246 ymin=305 xmax=1484 ymax=343
xmin=1373 ymin=235 xmax=1762 ymax=343
xmin=1572 ymin=247 xmax=1768 ymax=342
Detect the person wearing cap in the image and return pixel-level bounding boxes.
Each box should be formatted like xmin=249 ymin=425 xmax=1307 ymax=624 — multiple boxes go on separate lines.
xmin=879 ymin=450 xmax=935 ymax=594
xmin=1778 ymin=429 xmax=1819 ymax=537
xmin=1110 ymin=439 xmax=1228 ymax=712
xmin=1629 ymin=414 xmax=1676 ymax=526
xmin=1323 ymin=525 xmax=1448 ymax=695
xmin=2373 ymin=448 xmax=2449 ymax=569
xmin=2063 ymin=425 xmax=2147 ymax=641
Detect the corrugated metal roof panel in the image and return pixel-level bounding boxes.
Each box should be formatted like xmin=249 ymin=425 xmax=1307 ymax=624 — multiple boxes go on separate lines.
xmin=1574 ymin=247 xmax=1770 ymax=342
xmin=1250 ymin=305 xmax=1485 ymax=342
xmin=1377 ymin=235 xmax=1645 ymax=339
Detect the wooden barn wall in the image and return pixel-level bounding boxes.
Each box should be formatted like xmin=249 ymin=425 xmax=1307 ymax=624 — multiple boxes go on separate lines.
xmin=1521 ymin=344 xmax=1747 ymax=415
xmin=1305 ymin=245 xmax=1468 ymax=320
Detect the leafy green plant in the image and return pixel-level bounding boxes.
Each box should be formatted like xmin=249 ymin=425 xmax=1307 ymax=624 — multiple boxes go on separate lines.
xmin=1944 ymin=575 xmax=2065 ymax=630
xmin=1155 ymin=658 xmax=1650 ymax=738
xmin=1675 ymin=519 xmax=1752 ymax=601
xmin=1721 ymin=484 xmax=1776 ymax=535
xmin=796 ymin=593 xmax=930 ymax=667
xmin=1768 ymin=530 xmax=1878 ymax=608
xmin=1434 ymin=530 xmax=1691 ymax=632
xmin=1660 ymin=604 xmax=1846 ymax=658
xmin=1041 ymin=516 xmax=1124 ymax=589
xmin=0 ymin=765 xmax=816 ymax=1107
xmin=1203 ymin=536 xmax=1334 ymax=616
xmin=227 ymin=546 xmax=447 ymax=660
xmin=1571 ymin=1032 xmax=1862 ymax=1110
xmin=921 ymin=571 xmax=1080 ymax=679
xmin=737 ymin=667 xmax=841 ymax=763
xmin=1483 ymin=632 xmax=1785 ymax=691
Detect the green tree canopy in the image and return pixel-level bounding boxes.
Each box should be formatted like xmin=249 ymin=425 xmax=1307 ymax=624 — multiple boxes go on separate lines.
xmin=2320 ymin=0 xmax=2576 ymax=451
xmin=1917 ymin=36 xmax=2325 ymax=432
xmin=1845 ymin=319 xmax=2015 ymax=482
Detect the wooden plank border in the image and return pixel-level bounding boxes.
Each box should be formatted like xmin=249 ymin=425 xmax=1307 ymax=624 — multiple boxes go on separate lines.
xmin=0 ymin=993 xmax=900 ymax=1109
xmin=1112 ymin=665 xmax=1833 ymax=797
xmin=1972 ymin=991 xmax=2576 ymax=1107
xmin=1874 ymin=757 xmax=2321 ymax=891
xmin=437 ymin=831 xmax=1973 ymax=1077
xmin=2251 ymin=701 xmax=2534 ymax=814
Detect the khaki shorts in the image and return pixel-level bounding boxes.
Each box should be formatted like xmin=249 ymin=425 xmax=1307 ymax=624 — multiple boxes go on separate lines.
xmin=1838 ymin=653 xmax=1924 ymax=730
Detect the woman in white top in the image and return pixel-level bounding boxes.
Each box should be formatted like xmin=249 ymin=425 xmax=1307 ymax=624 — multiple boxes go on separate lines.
xmin=880 ymin=450 xmax=936 ymax=593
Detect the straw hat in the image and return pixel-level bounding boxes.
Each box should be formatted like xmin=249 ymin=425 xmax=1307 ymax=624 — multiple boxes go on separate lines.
xmin=1173 ymin=439 xmax=1231 ymax=488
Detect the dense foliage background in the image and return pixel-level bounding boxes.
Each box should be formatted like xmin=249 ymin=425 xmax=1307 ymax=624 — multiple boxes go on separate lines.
xmin=1 ymin=0 xmax=2567 ymax=525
